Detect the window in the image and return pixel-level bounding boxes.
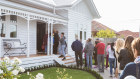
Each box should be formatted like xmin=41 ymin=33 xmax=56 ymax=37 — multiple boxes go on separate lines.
xmin=10 ymin=15 xmax=17 ymax=22
xmin=80 ymin=31 xmax=82 ymax=40
xmin=0 ymin=23 xmax=6 ymax=37
xmin=0 ymin=16 xmax=6 ymax=21
xmin=10 ymin=25 xmax=17 ymax=38
xmin=84 ymin=32 xmax=86 ymax=40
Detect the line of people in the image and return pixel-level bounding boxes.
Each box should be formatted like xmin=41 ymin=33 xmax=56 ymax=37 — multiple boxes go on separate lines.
xmin=71 ymin=35 xmax=140 ymax=79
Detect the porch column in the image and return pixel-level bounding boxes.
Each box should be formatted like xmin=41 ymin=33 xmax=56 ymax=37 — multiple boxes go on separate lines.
xmin=27 ymin=18 xmax=30 ymax=57
xmin=47 ymin=21 xmax=50 ymax=55
xmin=0 ymin=12 xmax=1 ymax=58
xmin=50 ymin=20 xmax=53 ymax=55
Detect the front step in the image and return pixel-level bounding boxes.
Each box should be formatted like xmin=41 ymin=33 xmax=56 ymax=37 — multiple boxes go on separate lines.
xmin=54 ymin=54 xmax=76 ymax=66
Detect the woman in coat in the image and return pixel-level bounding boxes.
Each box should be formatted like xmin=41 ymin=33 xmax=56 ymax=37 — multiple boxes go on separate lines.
xmin=120 ymin=38 xmax=140 ymax=79
xmin=85 ymin=38 xmax=94 ymax=69
xmin=118 ymin=36 xmax=134 ymax=73
xmin=114 ymin=38 xmax=125 ymax=78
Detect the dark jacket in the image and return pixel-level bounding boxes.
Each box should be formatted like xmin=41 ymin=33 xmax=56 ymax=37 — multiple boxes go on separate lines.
xmin=54 ymin=33 xmax=59 ymax=44
xmin=71 ymin=40 xmax=83 ymax=52
xmin=118 ymin=48 xmax=134 ymax=70
xmin=120 ymin=62 xmax=140 ymax=79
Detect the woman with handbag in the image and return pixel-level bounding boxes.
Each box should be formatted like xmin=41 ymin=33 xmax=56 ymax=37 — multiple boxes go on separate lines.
xmin=120 ymin=38 xmax=140 ymax=79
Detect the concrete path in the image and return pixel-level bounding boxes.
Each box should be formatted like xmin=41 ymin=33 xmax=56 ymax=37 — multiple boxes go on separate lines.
xmin=93 ymin=65 xmax=119 ymax=79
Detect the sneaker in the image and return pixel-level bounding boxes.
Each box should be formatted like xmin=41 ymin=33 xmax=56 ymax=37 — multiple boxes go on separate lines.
xmin=62 ymin=57 xmax=66 ymax=61
xmin=59 ymin=55 xmax=64 ymax=58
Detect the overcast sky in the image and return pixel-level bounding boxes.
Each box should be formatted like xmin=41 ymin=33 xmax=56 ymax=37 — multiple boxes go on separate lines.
xmin=93 ymin=0 xmax=140 ymax=32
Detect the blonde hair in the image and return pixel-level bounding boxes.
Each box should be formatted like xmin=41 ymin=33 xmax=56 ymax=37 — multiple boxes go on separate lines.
xmin=132 ymin=38 xmax=140 ymax=55
xmin=115 ymin=38 xmax=125 ymax=53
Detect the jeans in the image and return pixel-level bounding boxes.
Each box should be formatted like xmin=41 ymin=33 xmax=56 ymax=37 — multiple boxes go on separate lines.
xmin=86 ymin=53 xmax=93 ymax=69
xmin=109 ymin=58 xmax=116 ymax=76
xmin=45 ymin=45 xmax=47 ymax=54
xmin=75 ymin=51 xmax=83 ymax=67
xmin=60 ymin=45 xmax=66 ymax=57
xmin=97 ymin=54 xmax=104 ymax=71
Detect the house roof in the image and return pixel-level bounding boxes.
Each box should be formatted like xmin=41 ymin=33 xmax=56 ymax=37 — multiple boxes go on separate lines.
xmin=92 ymin=20 xmax=116 ymax=32
xmin=117 ymin=30 xmax=139 ymax=38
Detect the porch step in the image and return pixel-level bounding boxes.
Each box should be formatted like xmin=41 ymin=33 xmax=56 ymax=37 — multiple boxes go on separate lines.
xmin=65 ymin=61 xmax=76 ymax=64
xmin=54 ymin=54 xmax=76 ymax=66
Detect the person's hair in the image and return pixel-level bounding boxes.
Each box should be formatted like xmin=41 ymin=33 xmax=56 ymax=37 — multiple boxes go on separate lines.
xmin=56 ymin=30 xmax=58 ymax=33
xmin=95 ymin=41 xmax=99 ymax=45
xmin=115 ymin=38 xmax=125 ymax=53
xmin=107 ymin=42 xmax=111 ymax=45
xmin=111 ymin=42 xmax=115 ymax=52
xmin=124 ymin=36 xmax=134 ymax=61
xmin=88 ymin=38 xmax=91 ymax=42
xmin=61 ymin=32 xmax=64 ymax=35
xmin=132 ymin=38 xmax=140 ymax=56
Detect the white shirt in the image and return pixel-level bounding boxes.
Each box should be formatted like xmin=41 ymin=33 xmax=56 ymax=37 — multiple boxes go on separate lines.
xmin=108 ymin=48 xmax=115 ymax=59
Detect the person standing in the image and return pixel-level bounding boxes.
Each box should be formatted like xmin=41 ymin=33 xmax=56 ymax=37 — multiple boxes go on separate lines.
xmin=118 ymin=36 xmax=134 ymax=73
xmin=106 ymin=43 xmax=111 ymax=69
xmin=115 ymin=38 xmax=125 ymax=78
xmin=108 ymin=42 xmax=116 ymax=77
xmin=59 ymin=32 xmax=66 ymax=60
xmin=43 ymin=33 xmax=48 ymax=54
xmin=96 ymin=38 xmax=105 ymax=72
xmin=120 ymin=38 xmax=140 ymax=79
xmin=84 ymin=38 xmax=94 ymax=69
xmin=53 ymin=30 xmax=60 ymax=54
xmin=93 ymin=39 xmax=99 ymax=68
xmin=71 ymin=35 xmax=83 ymax=67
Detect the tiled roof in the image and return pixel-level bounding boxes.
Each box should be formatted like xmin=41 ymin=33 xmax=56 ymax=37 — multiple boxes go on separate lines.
xmin=117 ymin=30 xmax=139 ymax=38
xmin=92 ymin=20 xmax=116 ymax=32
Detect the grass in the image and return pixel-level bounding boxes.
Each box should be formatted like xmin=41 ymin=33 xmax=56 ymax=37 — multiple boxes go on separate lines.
xmin=19 ymin=67 xmax=96 ymax=79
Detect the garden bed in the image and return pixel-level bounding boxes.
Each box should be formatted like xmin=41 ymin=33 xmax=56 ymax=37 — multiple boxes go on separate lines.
xmin=20 ymin=67 xmax=96 ymax=79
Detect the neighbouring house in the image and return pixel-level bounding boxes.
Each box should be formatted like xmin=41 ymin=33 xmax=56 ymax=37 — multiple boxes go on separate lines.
xmin=91 ymin=20 xmax=117 ymax=37
xmin=117 ymin=30 xmax=139 ymax=38
xmin=0 ymin=0 xmax=100 ymax=67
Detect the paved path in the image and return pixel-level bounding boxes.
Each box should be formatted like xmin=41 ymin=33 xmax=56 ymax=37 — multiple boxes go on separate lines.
xmin=93 ymin=65 xmax=119 ymax=79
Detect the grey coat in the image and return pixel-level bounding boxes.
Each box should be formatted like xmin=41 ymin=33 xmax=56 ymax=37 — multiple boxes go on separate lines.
xmin=84 ymin=42 xmax=94 ymax=56
xmin=60 ymin=36 xmax=65 ymax=45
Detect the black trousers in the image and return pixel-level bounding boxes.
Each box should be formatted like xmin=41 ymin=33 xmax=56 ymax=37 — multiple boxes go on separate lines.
xmin=75 ymin=51 xmax=83 ymax=67
xmin=53 ymin=43 xmax=59 ymax=54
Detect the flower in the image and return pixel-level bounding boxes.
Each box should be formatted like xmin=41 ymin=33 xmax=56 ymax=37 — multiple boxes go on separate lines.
xmin=12 ymin=70 xmax=19 ymax=75
xmin=0 ymin=69 xmax=3 ymax=74
xmin=13 ymin=57 xmax=22 ymax=64
xmin=36 ymin=73 xmax=44 ymax=79
xmin=19 ymin=67 xmax=25 ymax=72
xmin=3 ymin=57 xmax=10 ymax=64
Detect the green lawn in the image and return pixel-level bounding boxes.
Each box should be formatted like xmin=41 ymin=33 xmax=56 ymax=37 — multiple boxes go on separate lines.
xmin=19 ymin=67 xmax=96 ymax=79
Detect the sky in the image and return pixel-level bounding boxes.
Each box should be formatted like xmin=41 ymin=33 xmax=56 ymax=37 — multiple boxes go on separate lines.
xmin=93 ymin=0 xmax=140 ymax=32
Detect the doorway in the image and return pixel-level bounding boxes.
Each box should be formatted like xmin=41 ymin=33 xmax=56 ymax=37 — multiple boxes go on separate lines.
xmin=37 ymin=22 xmax=46 ymax=53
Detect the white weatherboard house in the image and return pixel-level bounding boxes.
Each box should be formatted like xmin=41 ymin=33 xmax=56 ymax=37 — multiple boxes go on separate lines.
xmin=0 ymin=0 xmax=100 ymax=67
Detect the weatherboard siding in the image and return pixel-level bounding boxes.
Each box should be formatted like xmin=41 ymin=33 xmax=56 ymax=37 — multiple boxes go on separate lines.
xmin=67 ymin=1 xmax=93 ymax=55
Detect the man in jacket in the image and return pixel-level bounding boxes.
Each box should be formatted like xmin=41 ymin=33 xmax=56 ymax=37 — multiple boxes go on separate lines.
xmin=59 ymin=32 xmax=66 ymax=60
xmin=71 ymin=35 xmax=83 ymax=67
xmin=96 ymin=38 xmax=105 ymax=73
xmin=53 ymin=30 xmax=59 ymax=54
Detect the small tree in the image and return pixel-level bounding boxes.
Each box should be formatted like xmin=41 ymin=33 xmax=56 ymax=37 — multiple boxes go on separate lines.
xmin=96 ymin=29 xmax=116 ymax=38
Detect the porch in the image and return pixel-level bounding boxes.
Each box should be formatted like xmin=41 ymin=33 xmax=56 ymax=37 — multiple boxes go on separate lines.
xmin=0 ymin=6 xmax=68 ymax=58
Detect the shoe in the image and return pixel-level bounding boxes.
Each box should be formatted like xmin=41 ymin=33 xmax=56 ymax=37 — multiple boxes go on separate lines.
xmin=59 ymin=55 xmax=64 ymax=58
xmin=110 ymin=76 xmax=113 ymax=77
xmin=62 ymin=57 xmax=66 ymax=61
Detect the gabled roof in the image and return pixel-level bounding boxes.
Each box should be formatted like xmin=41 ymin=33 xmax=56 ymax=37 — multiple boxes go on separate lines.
xmin=117 ymin=30 xmax=139 ymax=38
xmin=92 ymin=21 xmax=116 ymax=32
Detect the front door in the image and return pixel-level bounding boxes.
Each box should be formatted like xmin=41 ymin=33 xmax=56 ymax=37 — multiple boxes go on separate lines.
xmin=37 ymin=22 xmax=46 ymax=53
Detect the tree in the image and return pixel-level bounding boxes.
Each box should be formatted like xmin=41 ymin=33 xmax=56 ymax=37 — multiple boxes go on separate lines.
xmin=96 ymin=29 xmax=116 ymax=38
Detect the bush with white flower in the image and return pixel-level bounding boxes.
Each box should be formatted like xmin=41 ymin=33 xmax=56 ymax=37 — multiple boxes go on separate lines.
xmin=0 ymin=57 xmax=44 ymax=79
